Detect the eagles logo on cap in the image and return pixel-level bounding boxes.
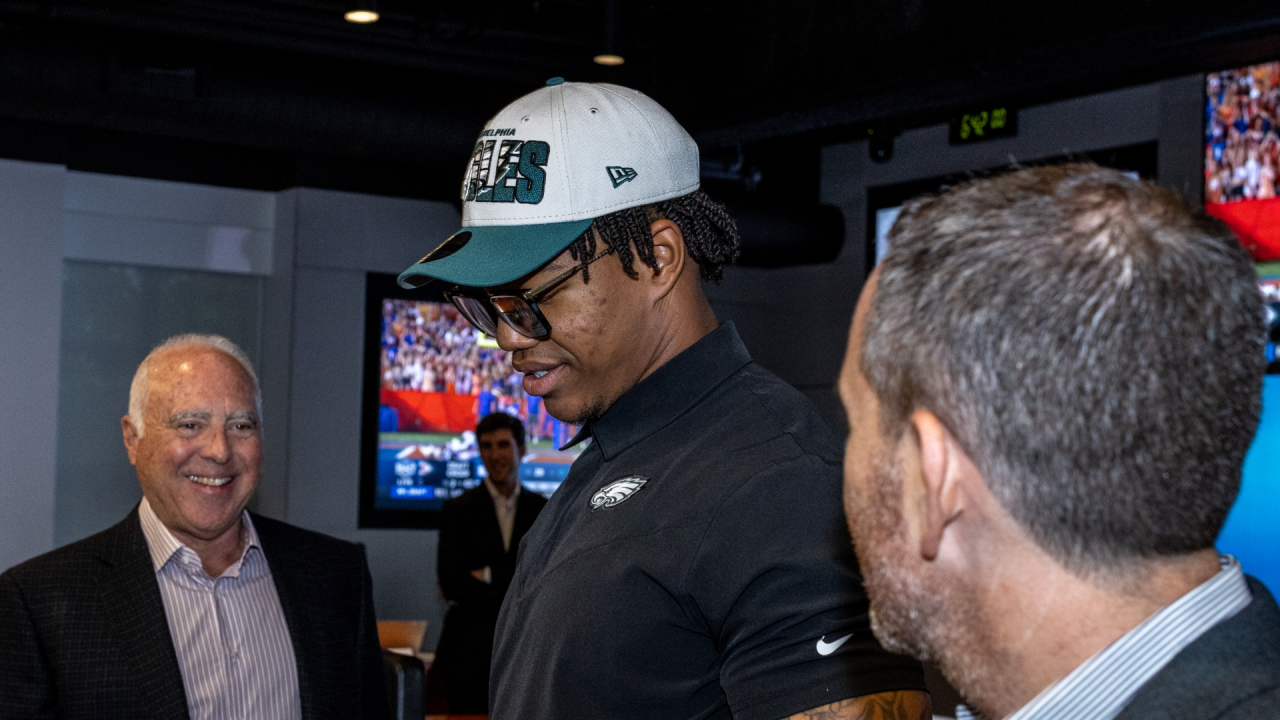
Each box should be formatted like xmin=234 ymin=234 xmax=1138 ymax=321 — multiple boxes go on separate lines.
xmin=397 ymin=79 xmax=699 ymax=291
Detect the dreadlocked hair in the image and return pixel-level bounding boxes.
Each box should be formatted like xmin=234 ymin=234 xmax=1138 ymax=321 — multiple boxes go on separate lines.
xmin=567 ymin=189 xmax=740 ymax=284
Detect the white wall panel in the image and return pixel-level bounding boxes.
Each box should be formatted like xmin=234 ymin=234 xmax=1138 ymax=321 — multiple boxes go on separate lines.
xmin=63 ymin=212 xmax=274 ymax=274
xmin=65 ymin=172 xmax=275 ymax=229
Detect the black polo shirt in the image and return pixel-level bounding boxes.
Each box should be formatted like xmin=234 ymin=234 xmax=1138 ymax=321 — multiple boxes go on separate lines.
xmin=490 ymin=323 xmax=924 ymax=720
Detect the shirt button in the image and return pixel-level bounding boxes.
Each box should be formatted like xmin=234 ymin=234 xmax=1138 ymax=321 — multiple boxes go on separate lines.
xmin=231 ymin=651 xmax=241 ymax=660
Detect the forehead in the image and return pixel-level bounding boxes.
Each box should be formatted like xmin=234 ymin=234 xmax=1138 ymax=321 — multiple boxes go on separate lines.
xmin=479 ymin=427 xmax=517 ymax=444
xmin=149 ymin=348 xmax=256 ymax=408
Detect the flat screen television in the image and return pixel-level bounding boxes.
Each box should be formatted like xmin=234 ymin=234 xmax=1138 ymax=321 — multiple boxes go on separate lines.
xmin=358 ymin=273 xmax=583 ymax=529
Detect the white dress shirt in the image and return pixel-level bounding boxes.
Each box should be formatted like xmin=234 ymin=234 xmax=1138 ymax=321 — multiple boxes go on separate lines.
xmin=956 ymin=555 xmax=1252 ymax=720
xmin=139 ymin=498 xmax=302 ymax=720
xmin=484 ymin=478 xmax=521 ymax=551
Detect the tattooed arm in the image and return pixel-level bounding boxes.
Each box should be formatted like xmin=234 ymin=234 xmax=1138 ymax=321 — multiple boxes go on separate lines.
xmin=785 ymin=690 xmax=932 ymax=720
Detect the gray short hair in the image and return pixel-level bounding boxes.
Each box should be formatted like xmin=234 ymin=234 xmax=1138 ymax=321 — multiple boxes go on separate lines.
xmin=128 ymin=334 xmax=260 ymax=437
xmin=862 ymin=164 xmax=1266 ymax=572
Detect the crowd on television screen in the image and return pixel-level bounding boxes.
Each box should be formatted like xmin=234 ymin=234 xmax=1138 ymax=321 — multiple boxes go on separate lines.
xmin=379 ymin=299 xmax=570 ymax=441
xmin=1206 ymin=62 xmax=1280 ymax=204
xmin=380 ymin=300 xmax=523 ymax=399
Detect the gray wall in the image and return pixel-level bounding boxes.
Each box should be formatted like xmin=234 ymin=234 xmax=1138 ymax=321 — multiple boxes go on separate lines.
xmin=0 ymin=160 xmax=64 ymax=573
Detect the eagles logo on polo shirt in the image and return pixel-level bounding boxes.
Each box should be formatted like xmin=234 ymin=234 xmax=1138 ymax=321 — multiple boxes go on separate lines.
xmin=589 ymin=476 xmax=648 ymax=510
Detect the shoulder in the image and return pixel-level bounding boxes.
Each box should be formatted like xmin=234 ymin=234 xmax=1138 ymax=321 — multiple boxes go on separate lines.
xmin=1119 ymin=577 xmax=1280 ymax=720
xmin=441 ymin=485 xmax=493 ymax=514
xmin=691 ymin=361 xmax=844 ymax=498
xmin=742 ymin=363 xmax=841 ymax=447
xmin=3 ymin=512 xmax=139 ymax=583
xmin=251 ymin=514 xmax=367 ymax=568
xmin=711 ymin=361 xmax=842 ymax=465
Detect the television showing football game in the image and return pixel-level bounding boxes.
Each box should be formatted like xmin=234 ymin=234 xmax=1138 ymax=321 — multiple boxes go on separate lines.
xmin=358 ymin=273 xmax=581 ymax=529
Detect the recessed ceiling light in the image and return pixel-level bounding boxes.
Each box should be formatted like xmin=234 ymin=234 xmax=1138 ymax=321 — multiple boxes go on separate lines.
xmin=593 ymin=54 xmax=625 ymax=66
xmin=345 ymin=1 xmax=379 ymax=23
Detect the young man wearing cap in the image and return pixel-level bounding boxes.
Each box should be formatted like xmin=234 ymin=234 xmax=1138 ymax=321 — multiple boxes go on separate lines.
xmin=398 ymin=78 xmax=929 ymax=720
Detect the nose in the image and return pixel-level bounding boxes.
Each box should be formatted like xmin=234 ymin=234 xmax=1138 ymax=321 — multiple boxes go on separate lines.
xmin=201 ymin=424 xmax=232 ymax=464
xmin=494 ymin=317 xmax=539 ymax=352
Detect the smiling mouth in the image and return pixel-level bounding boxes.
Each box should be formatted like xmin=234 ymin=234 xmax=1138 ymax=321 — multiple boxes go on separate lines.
xmin=188 ymin=475 xmax=232 ymax=487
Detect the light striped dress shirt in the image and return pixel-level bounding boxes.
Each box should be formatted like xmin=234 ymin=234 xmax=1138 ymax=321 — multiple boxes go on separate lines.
xmin=956 ymin=555 xmax=1252 ymax=720
xmin=139 ymin=498 xmax=303 ymax=720
xmin=484 ymin=478 xmax=521 ymax=551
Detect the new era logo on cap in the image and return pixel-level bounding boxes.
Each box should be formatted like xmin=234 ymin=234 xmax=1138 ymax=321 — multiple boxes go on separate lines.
xmin=607 ymin=166 xmax=638 ymax=188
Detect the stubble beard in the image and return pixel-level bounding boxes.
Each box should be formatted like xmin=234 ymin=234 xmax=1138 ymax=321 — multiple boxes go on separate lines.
xmin=557 ymin=396 xmax=609 ymax=429
xmin=849 ymin=450 xmax=1009 ymax=715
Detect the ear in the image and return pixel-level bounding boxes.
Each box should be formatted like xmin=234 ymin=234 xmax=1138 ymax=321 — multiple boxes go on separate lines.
xmin=909 ymin=410 xmax=965 ymax=560
xmin=122 ymin=415 xmax=141 ymax=466
xmin=646 ymin=218 xmax=687 ymax=300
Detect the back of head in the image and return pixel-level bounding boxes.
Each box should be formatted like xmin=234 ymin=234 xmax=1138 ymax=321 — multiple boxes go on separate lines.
xmin=863 ymin=164 xmax=1266 ymax=573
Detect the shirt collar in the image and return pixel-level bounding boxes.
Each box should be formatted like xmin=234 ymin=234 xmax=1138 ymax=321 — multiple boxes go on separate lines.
xmin=956 ymin=555 xmax=1252 ymax=720
xmin=483 ymin=477 xmax=521 ymax=507
xmin=563 ymin=322 xmax=753 ymax=461
xmin=138 ymin=496 xmax=259 ymax=573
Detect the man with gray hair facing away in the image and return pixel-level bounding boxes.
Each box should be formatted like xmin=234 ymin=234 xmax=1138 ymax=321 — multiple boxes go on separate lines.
xmin=840 ymin=164 xmax=1280 ymax=720
xmin=0 ymin=334 xmax=389 ymax=720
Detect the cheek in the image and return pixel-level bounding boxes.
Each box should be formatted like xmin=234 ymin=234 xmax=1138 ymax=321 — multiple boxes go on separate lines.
xmin=233 ymin=439 xmax=264 ymax=471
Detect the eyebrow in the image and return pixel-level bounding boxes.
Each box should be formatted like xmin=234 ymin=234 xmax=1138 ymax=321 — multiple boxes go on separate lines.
xmin=166 ymin=410 xmax=259 ymax=424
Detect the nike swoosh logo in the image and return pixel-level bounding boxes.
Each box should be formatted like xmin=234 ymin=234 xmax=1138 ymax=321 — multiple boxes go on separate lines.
xmin=815 ymin=633 xmax=854 ymax=656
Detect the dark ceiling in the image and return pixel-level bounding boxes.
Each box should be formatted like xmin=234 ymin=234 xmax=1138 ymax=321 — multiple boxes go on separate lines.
xmin=2 ymin=0 xmax=1280 ymax=200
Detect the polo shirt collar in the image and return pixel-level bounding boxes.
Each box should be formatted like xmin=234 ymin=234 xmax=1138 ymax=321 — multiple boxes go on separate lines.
xmin=566 ymin=322 xmax=752 ymax=461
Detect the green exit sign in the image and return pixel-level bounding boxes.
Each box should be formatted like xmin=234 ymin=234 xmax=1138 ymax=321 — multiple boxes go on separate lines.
xmin=949 ymin=107 xmax=1018 ymax=144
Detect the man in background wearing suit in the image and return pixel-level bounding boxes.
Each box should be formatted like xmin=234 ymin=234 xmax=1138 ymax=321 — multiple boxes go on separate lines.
xmin=432 ymin=413 xmax=546 ymax=714
xmin=0 ymin=334 xmax=389 ymax=720
xmin=841 ymin=165 xmax=1280 ymax=720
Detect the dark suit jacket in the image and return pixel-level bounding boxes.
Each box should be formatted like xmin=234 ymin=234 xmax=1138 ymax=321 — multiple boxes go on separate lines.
xmin=1116 ymin=576 xmax=1280 ymax=720
xmin=0 ymin=508 xmax=390 ymax=720
xmin=433 ymin=484 xmax=546 ymax=679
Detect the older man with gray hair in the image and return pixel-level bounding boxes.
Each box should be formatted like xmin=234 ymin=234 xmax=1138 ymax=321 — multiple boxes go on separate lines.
xmin=0 ymin=334 xmax=389 ymax=720
xmin=840 ymin=165 xmax=1280 ymax=720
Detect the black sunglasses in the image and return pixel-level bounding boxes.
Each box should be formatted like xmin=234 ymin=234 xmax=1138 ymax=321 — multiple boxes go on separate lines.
xmin=445 ymin=245 xmax=615 ymax=340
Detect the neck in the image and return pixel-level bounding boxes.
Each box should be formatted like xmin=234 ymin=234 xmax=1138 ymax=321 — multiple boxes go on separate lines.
xmin=490 ymin=475 xmax=519 ymax=498
xmin=953 ymin=547 xmax=1221 ymax=719
xmin=170 ymin=519 xmax=247 ymax=578
xmin=638 ymin=288 xmax=718 ymax=384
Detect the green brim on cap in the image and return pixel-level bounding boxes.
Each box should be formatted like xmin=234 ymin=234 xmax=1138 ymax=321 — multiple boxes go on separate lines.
xmin=397 ymin=218 xmax=595 ymax=289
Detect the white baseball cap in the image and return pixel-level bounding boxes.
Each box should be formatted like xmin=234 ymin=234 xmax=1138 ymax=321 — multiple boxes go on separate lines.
xmin=398 ymin=78 xmax=700 ymax=289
